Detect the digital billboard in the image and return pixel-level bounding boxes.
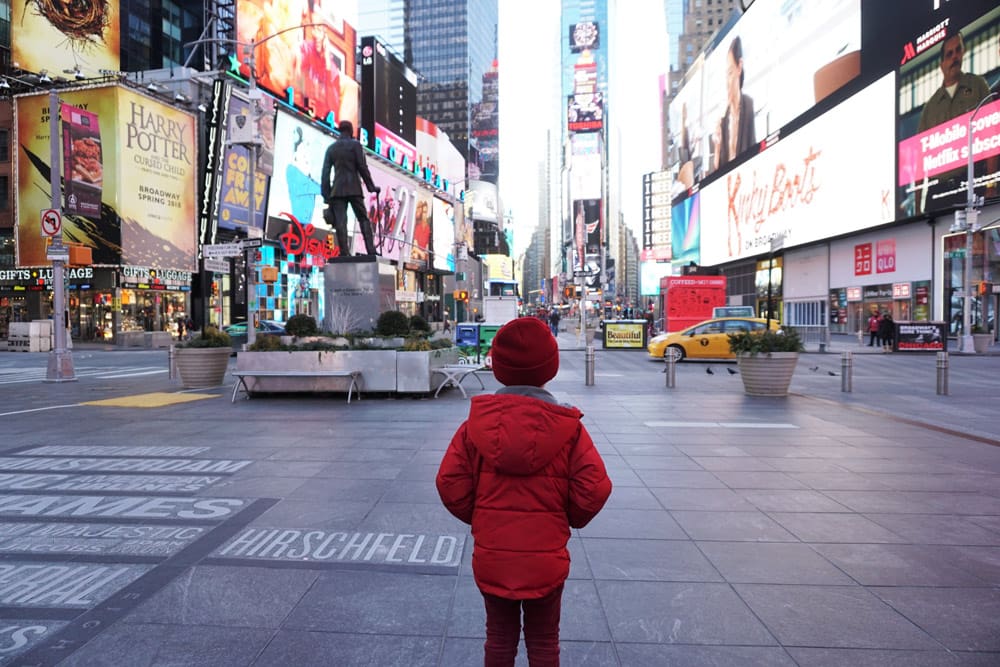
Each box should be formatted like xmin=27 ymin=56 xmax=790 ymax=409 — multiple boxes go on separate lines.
xmin=359 ymin=36 xmax=418 ymax=165
xmin=893 ymin=2 xmax=1000 ymax=217
xmin=357 ymin=161 xmax=419 ymax=263
xmin=667 ymin=0 xmax=861 ymax=193
xmin=12 ymin=0 xmax=120 ymax=77
xmin=16 ymin=86 xmax=197 ymax=271
xmin=218 ymin=93 xmax=276 ymax=231
xmin=569 ymin=22 xmax=600 ymax=53
xmin=432 ymin=197 xmax=456 ymax=272
xmin=235 ymin=0 xmax=358 ymax=130
xmin=572 ymin=199 xmax=602 ymax=269
xmin=268 ymin=111 xmax=333 ymax=231
xmin=466 ymin=180 xmax=500 ymax=223
xmin=409 ymin=191 xmax=433 ymax=268
xmin=671 ymin=192 xmax=700 ymax=267
xmin=567 ymin=49 xmax=603 ymax=134
xmin=699 ymin=73 xmax=896 ymax=266
xmin=570 ymin=133 xmax=602 ymax=200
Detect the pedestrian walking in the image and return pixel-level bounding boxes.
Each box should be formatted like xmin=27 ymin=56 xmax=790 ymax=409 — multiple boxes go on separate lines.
xmin=878 ymin=312 xmax=894 ymax=352
xmin=868 ymin=312 xmax=880 ymax=347
xmin=436 ymin=317 xmax=612 ymax=666
xmin=548 ymin=308 xmax=561 ymax=338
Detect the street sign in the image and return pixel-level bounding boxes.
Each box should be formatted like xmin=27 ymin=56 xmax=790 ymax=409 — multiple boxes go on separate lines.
xmin=203 ymin=257 xmax=230 ymax=273
xmin=203 ymin=243 xmax=243 ymax=258
xmin=573 ymin=269 xmax=595 ymax=277
xmin=46 ymin=247 xmax=70 ymax=262
xmin=40 ymin=209 xmax=62 ymax=238
xmin=241 ymin=238 xmax=263 ymax=250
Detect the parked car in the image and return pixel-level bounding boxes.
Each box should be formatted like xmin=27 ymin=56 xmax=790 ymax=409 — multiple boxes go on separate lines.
xmin=223 ymin=320 xmax=286 ymax=350
xmin=647 ymin=317 xmax=780 ymax=362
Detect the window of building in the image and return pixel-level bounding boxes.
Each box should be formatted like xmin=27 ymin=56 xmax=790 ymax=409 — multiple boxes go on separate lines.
xmin=0 ymin=130 xmax=8 ymax=162
xmin=0 ymin=175 xmax=8 ymax=211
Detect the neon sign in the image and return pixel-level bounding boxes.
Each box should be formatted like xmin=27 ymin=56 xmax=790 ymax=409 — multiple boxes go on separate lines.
xmin=277 ymin=212 xmax=338 ymax=261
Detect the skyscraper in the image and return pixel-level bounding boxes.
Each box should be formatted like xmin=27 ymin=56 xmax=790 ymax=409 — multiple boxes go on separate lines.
xmin=402 ymin=0 xmax=498 ymax=177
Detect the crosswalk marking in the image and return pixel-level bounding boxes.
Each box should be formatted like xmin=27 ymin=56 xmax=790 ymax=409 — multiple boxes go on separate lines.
xmin=0 ymin=367 xmax=167 ymax=385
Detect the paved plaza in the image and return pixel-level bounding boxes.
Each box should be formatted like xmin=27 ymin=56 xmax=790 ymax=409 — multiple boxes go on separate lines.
xmin=0 ymin=338 xmax=998 ymax=665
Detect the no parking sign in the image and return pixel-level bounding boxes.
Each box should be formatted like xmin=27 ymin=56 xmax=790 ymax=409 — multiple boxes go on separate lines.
xmin=40 ymin=209 xmax=62 ymax=238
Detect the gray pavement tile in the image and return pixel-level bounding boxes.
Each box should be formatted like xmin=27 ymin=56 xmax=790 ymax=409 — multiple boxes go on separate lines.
xmin=671 ymin=510 xmax=798 ymax=542
xmin=739 ymin=490 xmax=851 ymax=513
xmin=740 ymin=447 xmax=844 ymax=462
xmin=408 ymin=450 xmax=450 ymax=465
xmin=787 ymin=472 xmax=892 ymax=491
xmin=650 ymin=488 xmax=755 ymax=511
xmin=287 ymin=477 xmax=391 ymax=503
xmin=862 ymin=473 xmax=1000 ymax=493
xmin=969 ymin=515 xmax=1000 ymax=534
xmin=733 ymin=583 xmax=940 ymax=649
xmin=865 ymin=513 xmax=1000 ymax=546
xmin=446 ymin=575 xmax=486 ymax=637
xmin=633 ymin=470 xmax=727 ymax=488
xmin=231 ymin=461 xmax=328 ymax=478
xmin=785 ymin=647 xmax=966 ymax=666
xmin=283 ymin=570 xmax=454 ymax=635
xmin=314 ymin=460 xmax=406 ymax=480
xmin=834 ymin=459 xmax=976 ymax=474
xmin=712 ymin=471 xmax=809 ymax=490
xmin=380 ymin=479 xmax=444 ymax=503
xmin=357 ymin=501 xmax=468 ymax=534
xmin=597 ymin=580 xmax=777 ymax=645
xmin=577 ymin=508 xmax=687 ymax=539
xmin=691 ymin=457 xmax=777 ymax=471
xmin=602 ymin=486 xmax=663 ymax=510
xmin=248 ymin=499 xmax=375 ymax=530
xmin=927 ymin=546 xmax=1000 ymax=585
xmin=615 ymin=444 xmax=687 ymax=457
xmin=128 ymin=565 xmax=319 ymax=628
xmin=584 ymin=538 xmax=723 ymax=582
xmin=615 ymin=644 xmax=798 ymax=667
xmin=252 ymin=631 xmax=439 ymax=667
xmin=821 ymin=490 xmax=951 ymax=514
xmin=767 ymin=512 xmax=907 ymax=544
xmin=392 ymin=463 xmax=442 ymax=482
xmin=675 ymin=445 xmax=751 ymax=457
xmin=698 ymin=541 xmax=855 ymax=585
xmin=198 ymin=475 xmax=309 ymax=498
xmin=268 ymin=447 xmax=416 ymax=463
xmin=620 ymin=454 xmax=703 ymax=470
xmin=812 ymin=543 xmax=986 ymax=586
xmin=58 ymin=623 xmax=271 ymax=667
xmin=872 ymin=586 xmax=1000 ymax=651
xmin=605 ymin=467 xmax=645 ymax=487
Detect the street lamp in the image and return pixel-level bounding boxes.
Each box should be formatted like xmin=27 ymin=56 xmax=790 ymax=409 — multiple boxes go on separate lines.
xmin=958 ymin=87 xmax=999 ymax=354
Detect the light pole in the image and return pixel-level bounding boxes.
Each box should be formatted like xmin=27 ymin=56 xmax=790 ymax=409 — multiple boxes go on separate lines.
xmin=959 ymin=88 xmax=999 ymax=354
xmin=45 ymin=91 xmax=76 ymax=382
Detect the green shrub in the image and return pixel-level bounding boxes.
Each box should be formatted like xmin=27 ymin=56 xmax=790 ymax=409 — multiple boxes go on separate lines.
xmin=285 ymin=314 xmax=318 ymax=337
xmin=408 ymin=314 xmax=430 ymax=333
xmin=248 ymin=334 xmax=282 ymax=351
xmin=429 ymin=338 xmax=454 ymax=349
xmin=376 ymin=310 xmax=410 ymax=336
xmin=180 ymin=325 xmax=231 ymax=348
xmin=728 ymin=327 xmax=803 ymax=355
xmin=401 ymin=337 xmax=432 ymax=351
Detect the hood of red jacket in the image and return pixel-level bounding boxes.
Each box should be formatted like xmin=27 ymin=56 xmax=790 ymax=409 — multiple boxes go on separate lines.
xmin=466 ymin=393 xmax=584 ymax=475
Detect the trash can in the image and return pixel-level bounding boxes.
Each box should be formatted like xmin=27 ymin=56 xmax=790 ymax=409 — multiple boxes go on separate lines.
xmin=478 ymin=325 xmax=501 ymax=366
xmin=456 ymin=324 xmax=480 ymax=362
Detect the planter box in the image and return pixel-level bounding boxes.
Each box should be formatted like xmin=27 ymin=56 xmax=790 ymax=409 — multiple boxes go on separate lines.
xmin=236 ymin=350 xmax=399 ymax=392
xmin=973 ymin=333 xmax=992 ymax=354
xmin=175 ymin=347 xmax=232 ymax=389
xmin=397 ymin=348 xmax=461 ymax=393
xmin=736 ymin=352 xmax=799 ymax=396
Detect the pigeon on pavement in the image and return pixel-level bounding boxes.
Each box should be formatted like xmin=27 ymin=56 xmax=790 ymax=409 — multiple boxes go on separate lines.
xmin=706 ymin=367 xmax=714 ymax=375
xmin=726 ymin=367 xmax=737 ymax=375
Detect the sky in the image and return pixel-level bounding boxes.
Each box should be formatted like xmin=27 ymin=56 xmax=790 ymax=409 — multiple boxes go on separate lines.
xmin=498 ymin=0 xmax=668 ymax=258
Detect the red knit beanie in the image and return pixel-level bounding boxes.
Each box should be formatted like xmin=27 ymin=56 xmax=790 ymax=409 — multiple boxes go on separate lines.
xmin=490 ymin=317 xmax=559 ymax=387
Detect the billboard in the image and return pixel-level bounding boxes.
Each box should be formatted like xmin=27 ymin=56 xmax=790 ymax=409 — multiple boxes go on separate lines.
xmin=893 ymin=3 xmax=1000 ymax=217
xmin=409 ymin=191 xmax=433 ymax=268
xmin=355 ymin=161 xmax=418 ymax=263
xmin=431 ymin=197 xmax=456 ymax=272
xmin=570 ymin=133 xmax=602 ymax=200
xmin=640 ymin=261 xmax=673 ymax=296
xmin=466 ymin=180 xmax=500 ymax=223
xmin=567 ymin=49 xmax=604 ymax=134
xmin=16 ymin=86 xmax=197 ymax=271
xmin=218 ymin=93 xmax=276 ymax=231
xmin=671 ymin=192 xmax=700 ymax=267
xmin=12 ymin=0 xmax=120 ymax=77
xmin=235 ymin=0 xmax=358 ymax=130
xmin=569 ymin=22 xmax=600 ymax=53
xmin=267 ymin=111 xmax=333 ymax=231
xmin=699 ymin=73 xmax=896 ymax=266
xmin=667 ymin=0 xmax=861 ymax=192
xmin=572 ymin=199 xmax=602 ymax=270
xmin=359 ymin=36 xmax=418 ymax=164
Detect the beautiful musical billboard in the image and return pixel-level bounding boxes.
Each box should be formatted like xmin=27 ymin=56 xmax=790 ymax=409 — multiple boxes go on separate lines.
xmin=699 ymin=74 xmax=895 ymax=266
xmin=16 ymin=86 xmax=197 ymax=271
xmin=235 ymin=0 xmax=358 ymax=130
xmin=12 ymin=0 xmax=120 ymax=77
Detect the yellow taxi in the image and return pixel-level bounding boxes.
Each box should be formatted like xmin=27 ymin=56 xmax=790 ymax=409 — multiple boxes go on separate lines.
xmin=647 ymin=317 xmax=780 ymax=361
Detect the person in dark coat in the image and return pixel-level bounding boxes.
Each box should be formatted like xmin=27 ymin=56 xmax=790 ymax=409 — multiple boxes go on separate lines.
xmin=320 ymin=120 xmax=380 ymax=256
xmin=437 ymin=317 xmax=611 ymax=665
xmin=878 ymin=312 xmax=895 ymax=353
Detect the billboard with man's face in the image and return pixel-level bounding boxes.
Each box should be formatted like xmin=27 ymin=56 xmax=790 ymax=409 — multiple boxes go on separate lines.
xmin=16 ymin=86 xmax=197 ymax=271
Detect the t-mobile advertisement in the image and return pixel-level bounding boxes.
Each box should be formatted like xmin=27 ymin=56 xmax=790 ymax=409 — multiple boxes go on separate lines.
xmin=699 ymin=73 xmax=896 ymax=266
xmin=894 ymin=3 xmax=1000 ymax=217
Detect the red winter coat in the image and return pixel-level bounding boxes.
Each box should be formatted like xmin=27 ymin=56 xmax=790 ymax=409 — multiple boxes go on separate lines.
xmin=436 ymin=391 xmax=612 ymax=600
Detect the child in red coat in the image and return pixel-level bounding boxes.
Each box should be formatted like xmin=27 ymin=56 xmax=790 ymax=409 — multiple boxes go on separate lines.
xmin=436 ymin=317 xmax=612 ymax=666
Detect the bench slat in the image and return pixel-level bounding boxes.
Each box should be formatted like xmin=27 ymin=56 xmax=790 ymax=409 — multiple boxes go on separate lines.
xmin=231 ymin=370 xmax=362 ymax=403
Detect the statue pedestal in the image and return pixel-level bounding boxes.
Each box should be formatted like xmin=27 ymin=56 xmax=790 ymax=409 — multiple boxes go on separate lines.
xmin=323 ymin=256 xmax=396 ymax=333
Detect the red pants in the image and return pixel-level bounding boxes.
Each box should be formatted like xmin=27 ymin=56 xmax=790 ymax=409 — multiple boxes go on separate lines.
xmin=481 ymin=584 xmax=563 ymax=666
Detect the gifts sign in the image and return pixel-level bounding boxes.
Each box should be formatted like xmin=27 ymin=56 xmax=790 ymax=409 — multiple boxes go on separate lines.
xmin=62 ymin=104 xmax=103 ymax=219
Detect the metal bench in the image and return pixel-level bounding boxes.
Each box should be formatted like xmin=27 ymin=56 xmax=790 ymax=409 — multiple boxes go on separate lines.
xmin=231 ymin=370 xmax=363 ymax=404
xmin=431 ymin=365 xmax=486 ymax=399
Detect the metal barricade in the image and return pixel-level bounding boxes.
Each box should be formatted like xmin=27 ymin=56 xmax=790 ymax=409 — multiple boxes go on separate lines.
xmin=841 ymin=351 xmax=852 ymax=393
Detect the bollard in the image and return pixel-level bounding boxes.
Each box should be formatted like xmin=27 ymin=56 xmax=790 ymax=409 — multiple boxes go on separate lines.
xmin=840 ymin=351 xmax=853 ymax=393
xmin=936 ymin=351 xmax=949 ymax=396
xmin=585 ymin=345 xmax=595 ymax=386
xmin=664 ymin=353 xmax=676 ymax=388
xmin=168 ymin=344 xmax=176 ymax=379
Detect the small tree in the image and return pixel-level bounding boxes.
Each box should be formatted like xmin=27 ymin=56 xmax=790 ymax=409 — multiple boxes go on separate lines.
xmin=326 ymin=302 xmax=367 ymax=336
xmin=409 ymin=314 xmax=430 ymax=333
xmin=284 ymin=314 xmax=318 ymax=337
xmin=376 ymin=310 xmax=410 ymax=337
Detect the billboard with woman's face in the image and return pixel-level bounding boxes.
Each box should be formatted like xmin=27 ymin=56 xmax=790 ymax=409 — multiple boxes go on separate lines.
xmin=267 ymin=111 xmax=333 ymax=230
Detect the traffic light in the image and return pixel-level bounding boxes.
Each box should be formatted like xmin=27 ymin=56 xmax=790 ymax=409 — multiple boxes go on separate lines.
xmin=563 ymin=287 xmax=573 ymax=298
xmin=979 ymin=281 xmax=989 ymax=296
xmin=326 ymin=234 xmax=336 ymax=255
xmin=453 ymin=290 xmax=469 ymax=301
